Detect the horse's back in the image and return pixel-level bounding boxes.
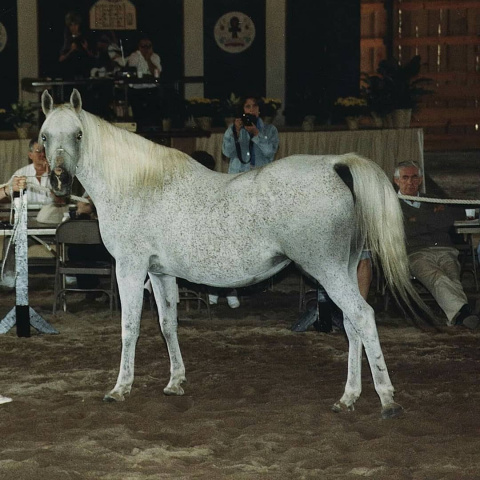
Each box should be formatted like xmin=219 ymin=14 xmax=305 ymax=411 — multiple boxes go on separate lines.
xmin=219 ymin=155 xmax=357 ymax=260
xmin=237 ymin=154 xmax=355 ymax=223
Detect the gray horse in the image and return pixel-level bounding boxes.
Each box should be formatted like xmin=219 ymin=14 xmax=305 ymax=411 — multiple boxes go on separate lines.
xmin=40 ymin=89 xmax=421 ymax=418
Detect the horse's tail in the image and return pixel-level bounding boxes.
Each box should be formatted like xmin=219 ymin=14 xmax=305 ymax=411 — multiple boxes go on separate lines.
xmin=335 ymin=153 xmax=429 ymax=321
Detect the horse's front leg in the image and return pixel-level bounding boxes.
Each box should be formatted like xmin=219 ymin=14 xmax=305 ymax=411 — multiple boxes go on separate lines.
xmin=104 ymin=266 xmax=145 ymax=402
xmin=149 ymin=274 xmax=186 ymax=395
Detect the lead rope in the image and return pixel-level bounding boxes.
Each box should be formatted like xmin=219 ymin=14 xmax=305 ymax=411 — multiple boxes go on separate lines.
xmin=399 ymin=194 xmax=480 ymax=205
xmin=1 ymin=189 xmax=26 ymax=283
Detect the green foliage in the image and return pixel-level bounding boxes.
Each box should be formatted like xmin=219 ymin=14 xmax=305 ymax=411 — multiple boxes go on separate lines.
xmin=370 ymin=55 xmax=434 ymax=111
xmin=221 ymin=93 xmax=241 ymax=117
xmin=261 ymin=97 xmax=282 ymax=117
xmin=5 ymin=100 xmax=36 ymax=127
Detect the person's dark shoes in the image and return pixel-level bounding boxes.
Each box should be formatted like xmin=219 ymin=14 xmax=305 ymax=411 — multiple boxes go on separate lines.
xmin=454 ymin=304 xmax=480 ymax=330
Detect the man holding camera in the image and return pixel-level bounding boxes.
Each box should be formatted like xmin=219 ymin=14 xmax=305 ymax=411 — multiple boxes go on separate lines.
xmin=222 ymin=96 xmax=279 ymax=174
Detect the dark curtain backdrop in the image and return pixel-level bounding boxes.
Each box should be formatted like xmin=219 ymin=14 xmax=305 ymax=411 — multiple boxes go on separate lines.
xmin=0 ymin=0 xmax=18 ymax=112
xmin=203 ymin=0 xmax=265 ymax=101
xmin=38 ymin=0 xmax=183 ymax=85
xmin=285 ymin=0 xmax=360 ymax=124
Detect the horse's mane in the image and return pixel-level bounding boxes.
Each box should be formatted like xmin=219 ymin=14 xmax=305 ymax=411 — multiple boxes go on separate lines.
xmin=78 ymin=109 xmax=191 ymax=194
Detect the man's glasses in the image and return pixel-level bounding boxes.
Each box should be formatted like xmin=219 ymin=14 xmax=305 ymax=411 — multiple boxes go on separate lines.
xmin=140 ymin=43 xmax=152 ymax=48
xmin=33 ymin=149 xmax=45 ymax=154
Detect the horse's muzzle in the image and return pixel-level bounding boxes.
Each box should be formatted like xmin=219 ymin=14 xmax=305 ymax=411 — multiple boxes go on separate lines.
xmin=50 ymin=166 xmax=73 ymax=197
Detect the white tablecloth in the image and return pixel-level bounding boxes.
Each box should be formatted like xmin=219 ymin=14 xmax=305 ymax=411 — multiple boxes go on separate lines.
xmin=195 ymin=128 xmax=425 ymax=182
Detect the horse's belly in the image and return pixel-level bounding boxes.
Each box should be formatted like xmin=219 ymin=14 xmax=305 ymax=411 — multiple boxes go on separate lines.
xmin=149 ymin=250 xmax=290 ymax=289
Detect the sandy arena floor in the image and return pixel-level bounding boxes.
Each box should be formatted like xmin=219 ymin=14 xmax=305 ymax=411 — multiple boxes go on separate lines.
xmin=1 ymin=266 xmax=480 ymax=480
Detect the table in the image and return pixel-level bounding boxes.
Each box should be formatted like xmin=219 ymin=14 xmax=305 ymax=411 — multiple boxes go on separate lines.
xmin=195 ymin=127 xmax=425 ymax=183
xmin=1 ymin=220 xmax=56 ymax=237
xmin=454 ymin=219 xmax=480 ymax=291
xmin=1 ymin=219 xmax=57 ymax=267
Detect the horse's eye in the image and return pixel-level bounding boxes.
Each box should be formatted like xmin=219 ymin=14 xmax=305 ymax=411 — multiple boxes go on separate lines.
xmin=41 ymin=134 xmax=46 ymax=142
xmin=77 ymin=131 xmax=83 ymax=140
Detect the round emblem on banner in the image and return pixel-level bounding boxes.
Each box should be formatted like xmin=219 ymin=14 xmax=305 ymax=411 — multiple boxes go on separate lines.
xmin=0 ymin=23 xmax=7 ymax=53
xmin=214 ymin=12 xmax=255 ymax=54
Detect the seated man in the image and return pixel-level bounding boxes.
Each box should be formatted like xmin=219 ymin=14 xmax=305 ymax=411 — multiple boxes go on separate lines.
xmin=394 ymin=160 xmax=479 ymax=329
xmin=1 ymin=139 xmax=54 ymax=205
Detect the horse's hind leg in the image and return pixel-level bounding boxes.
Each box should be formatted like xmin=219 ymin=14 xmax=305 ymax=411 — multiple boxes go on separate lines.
xmin=320 ymin=272 xmax=402 ymax=417
xmin=149 ymin=274 xmax=186 ymax=395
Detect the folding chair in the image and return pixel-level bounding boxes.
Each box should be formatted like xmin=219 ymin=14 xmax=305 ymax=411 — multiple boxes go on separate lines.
xmin=53 ymin=219 xmax=117 ymax=314
xmin=146 ymin=279 xmax=211 ymax=320
xmin=298 ymin=273 xmax=318 ymax=312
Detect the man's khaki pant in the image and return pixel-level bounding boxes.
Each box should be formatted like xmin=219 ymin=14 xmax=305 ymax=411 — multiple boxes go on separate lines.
xmin=408 ymin=246 xmax=467 ymax=325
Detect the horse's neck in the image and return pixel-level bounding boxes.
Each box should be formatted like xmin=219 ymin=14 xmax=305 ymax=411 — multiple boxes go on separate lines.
xmin=77 ymin=171 xmax=113 ymax=208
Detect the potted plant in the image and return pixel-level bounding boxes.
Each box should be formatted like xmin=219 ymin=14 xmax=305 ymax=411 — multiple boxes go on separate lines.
xmin=376 ymin=55 xmax=434 ymax=127
xmin=221 ymin=92 xmax=241 ymax=126
xmin=186 ymin=97 xmax=221 ymax=130
xmin=334 ymin=96 xmax=369 ymax=129
xmin=361 ymin=73 xmax=394 ymax=127
xmin=260 ymin=97 xmax=282 ymax=124
xmin=5 ymin=100 xmax=36 ymax=138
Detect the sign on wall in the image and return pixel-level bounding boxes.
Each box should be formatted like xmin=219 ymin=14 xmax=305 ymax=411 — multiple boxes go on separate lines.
xmin=214 ymin=11 xmax=256 ymax=54
xmin=204 ymin=0 xmax=265 ymax=101
xmin=89 ymin=0 xmax=137 ymax=30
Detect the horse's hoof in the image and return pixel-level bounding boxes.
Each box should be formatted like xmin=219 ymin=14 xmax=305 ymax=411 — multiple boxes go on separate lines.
xmin=331 ymin=401 xmax=354 ymax=413
xmin=163 ymin=385 xmax=185 ymax=396
xmin=103 ymin=392 xmax=125 ymax=402
xmin=381 ymin=402 xmax=404 ymax=419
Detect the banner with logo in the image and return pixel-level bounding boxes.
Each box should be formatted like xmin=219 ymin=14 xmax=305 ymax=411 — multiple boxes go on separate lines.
xmin=203 ymin=0 xmax=265 ymax=102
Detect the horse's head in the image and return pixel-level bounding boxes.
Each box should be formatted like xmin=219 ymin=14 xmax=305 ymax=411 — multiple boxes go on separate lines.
xmin=39 ymin=89 xmax=84 ymax=197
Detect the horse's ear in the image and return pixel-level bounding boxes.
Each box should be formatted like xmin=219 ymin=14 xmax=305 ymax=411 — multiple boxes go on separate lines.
xmin=41 ymin=90 xmax=54 ymax=116
xmin=70 ymin=89 xmax=83 ymax=113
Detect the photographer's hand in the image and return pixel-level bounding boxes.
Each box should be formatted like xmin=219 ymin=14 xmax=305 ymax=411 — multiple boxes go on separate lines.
xmin=244 ymin=125 xmax=259 ymax=136
xmin=234 ymin=117 xmax=243 ymax=135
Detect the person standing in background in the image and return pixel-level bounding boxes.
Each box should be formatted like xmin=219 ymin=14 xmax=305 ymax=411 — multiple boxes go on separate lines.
xmin=58 ymin=11 xmax=93 ymax=80
xmin=127 ymin=36 xmax=162 ymax=78
xmin=127 ymin=36 xmax=163 ymax=127
xmin=222 ymin=95 xmax=279 ymax=174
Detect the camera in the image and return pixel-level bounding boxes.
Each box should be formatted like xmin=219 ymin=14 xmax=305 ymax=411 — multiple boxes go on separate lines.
xmin=242 ymin=113 xmax=257 ymax=126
